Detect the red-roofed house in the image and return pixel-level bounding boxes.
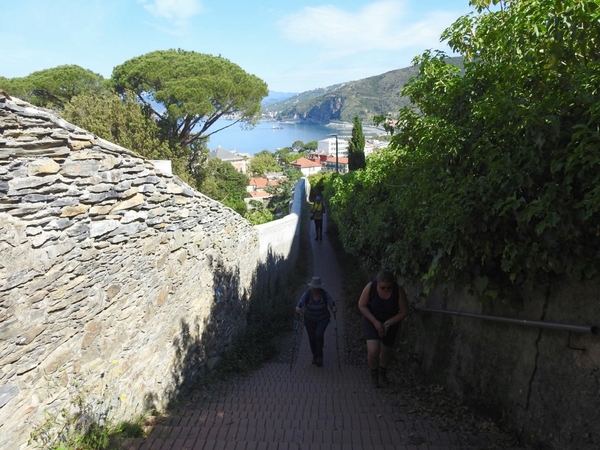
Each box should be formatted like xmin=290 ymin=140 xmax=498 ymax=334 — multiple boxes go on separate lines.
xmin=246 ymin=177 xmax=279 ymax=206
xmin=208 ymin=146 xmax=248 ymax=173
xmin=322 ymin=156 xmax=349 ymax=174
xmin=247 ymin=177 xmax=278 ymax=193
xmin=290 ymin=157 xmax=322 ymax=177
xmin=307 ymin=152 xmax=328 ymax=164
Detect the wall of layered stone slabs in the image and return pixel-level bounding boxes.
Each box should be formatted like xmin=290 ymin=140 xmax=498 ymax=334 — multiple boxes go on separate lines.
xmin=0 ymin=95 xmax=303 ymax=449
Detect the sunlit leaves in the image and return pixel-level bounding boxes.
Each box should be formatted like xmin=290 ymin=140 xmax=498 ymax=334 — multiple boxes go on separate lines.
xmin=63 ymin=92 xmax=172 ymax=161
xmin=248 ymin=151 xmax=280 ymax=177
xmin=198 ymin=158 xmax=249 ymax=215
xmin=111 ymin=49 xmax=268 ymax=150
xmin=3 ymin=65 xmax=109 ymax=110
xmin=329 ymin=0 xmax=600 ymax=300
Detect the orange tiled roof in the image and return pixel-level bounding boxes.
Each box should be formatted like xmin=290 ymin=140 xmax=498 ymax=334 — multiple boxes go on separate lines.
xmin=249 ymin=177 xmax=278 ymax=188
xmin=291 ymin=157 xmax=322 ymax=168
xmin=325 ymin=156 xmax=349 ymax=164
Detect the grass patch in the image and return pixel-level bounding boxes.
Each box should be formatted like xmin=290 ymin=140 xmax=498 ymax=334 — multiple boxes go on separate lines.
xmin=29 ymin=385 xmax=154 ymax=450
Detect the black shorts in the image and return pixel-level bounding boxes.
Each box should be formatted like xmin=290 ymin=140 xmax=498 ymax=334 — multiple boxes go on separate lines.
xmin=363 ymin=316 xmax=399 ymax=347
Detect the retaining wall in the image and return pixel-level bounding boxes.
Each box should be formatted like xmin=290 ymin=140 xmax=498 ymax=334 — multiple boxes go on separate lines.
xmin=0 ymin=95 xmax=307 ymax=449
xmin=402 ymin=277 xmax=600 ymax=450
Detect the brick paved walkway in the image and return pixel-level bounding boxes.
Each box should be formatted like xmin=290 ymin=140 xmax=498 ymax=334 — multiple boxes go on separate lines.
xmin=122 ymin=217 xmax=517 ymax=450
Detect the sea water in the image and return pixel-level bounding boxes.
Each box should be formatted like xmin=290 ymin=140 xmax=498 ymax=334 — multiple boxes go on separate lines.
xmin=207 ymin=119 xmax=383 ymax=155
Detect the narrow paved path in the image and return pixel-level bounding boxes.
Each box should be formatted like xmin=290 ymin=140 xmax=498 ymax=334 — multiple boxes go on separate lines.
xmin=122 ymin=217 xmax=513 ymax=450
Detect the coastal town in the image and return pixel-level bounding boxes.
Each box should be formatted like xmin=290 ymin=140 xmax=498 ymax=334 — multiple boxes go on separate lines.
xmin=207 ymin=134 xmax=389 ymax=205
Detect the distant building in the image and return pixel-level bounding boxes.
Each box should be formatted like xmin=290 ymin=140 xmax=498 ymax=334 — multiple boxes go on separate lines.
xmin=247 ymin=176 xmax=278 ymax=194
xmin=314 ymin=138 xmax=388 ymax=162
xmin=322 ymin=156 xmax=349 ymax=174
xmin=208 ymin=145 xmax=248 ymax=173
xmin=307 ymin=152 xmax=328 ymax=164
xmin=317 ymin=137 xmax=349 ymax=158
xmin=290 ymin=157 xmax=322 ymax=177
xmin=246 ymin=176 xmax=278 ymax=206
xmin=263 ymin=171 xmax=287 ymax=181
xmin=364 ymin=139 xmax=389 ymax=157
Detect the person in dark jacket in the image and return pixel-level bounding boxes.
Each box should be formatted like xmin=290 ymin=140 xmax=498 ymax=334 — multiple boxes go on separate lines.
xmin=295 ymin=276 xmax=336 ymax=366
xmin=358 ymin=269 xmax=409 ymax=387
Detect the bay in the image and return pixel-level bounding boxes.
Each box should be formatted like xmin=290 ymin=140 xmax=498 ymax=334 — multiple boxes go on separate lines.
xmin=206 ymin=119 xmax=383 ymax=155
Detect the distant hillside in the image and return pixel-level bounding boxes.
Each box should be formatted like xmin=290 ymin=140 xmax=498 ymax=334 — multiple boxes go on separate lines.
xmin=263 ymin=57 xmax=464 ymax=125
xmin=261 ymin=83 xmax=347 ymax=113
xmin=261 ymin=91 xmax=298 ymax=107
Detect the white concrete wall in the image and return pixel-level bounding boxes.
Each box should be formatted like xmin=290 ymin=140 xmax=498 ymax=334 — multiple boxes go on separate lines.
xmin=255 ymin=177 xmax=307 ymax=265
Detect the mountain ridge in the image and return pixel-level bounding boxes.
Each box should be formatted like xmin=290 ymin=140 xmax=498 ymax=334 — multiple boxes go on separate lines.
xmin=263 ymin=56 xmax=464 ymax=125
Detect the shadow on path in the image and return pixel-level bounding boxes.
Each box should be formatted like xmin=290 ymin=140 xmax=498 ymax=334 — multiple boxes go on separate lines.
xmin=121 ymin=215 xmax=527 ymax=450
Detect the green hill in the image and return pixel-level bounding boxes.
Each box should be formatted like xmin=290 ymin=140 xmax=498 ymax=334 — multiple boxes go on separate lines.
xmin=263 ymin=56 xmax=464 ymax=125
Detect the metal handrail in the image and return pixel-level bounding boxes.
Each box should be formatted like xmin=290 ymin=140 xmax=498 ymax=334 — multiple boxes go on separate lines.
xmin=415 ymin=307 xmax=600 ymax=335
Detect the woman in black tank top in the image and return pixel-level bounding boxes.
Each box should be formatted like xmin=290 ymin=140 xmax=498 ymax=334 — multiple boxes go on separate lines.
xmin=358 ymin=269 xmax=409 ymax=388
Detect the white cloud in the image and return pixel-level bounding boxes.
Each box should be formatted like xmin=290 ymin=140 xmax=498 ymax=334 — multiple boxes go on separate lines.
xmin=277 ymin=0 xmax=457 ymax=59
xmin=139 ymin=0 xmax=203 ymax=27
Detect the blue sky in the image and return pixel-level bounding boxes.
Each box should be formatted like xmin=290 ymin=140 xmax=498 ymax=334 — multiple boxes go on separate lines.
xmin=1 ymin=0 xmax=474 ymax=93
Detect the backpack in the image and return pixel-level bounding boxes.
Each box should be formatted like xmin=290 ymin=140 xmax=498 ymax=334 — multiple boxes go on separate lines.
xmin=301 ymin=289 xmax=330 ymax=316
xmin=311 ymin=202 xmax=324 ymax=219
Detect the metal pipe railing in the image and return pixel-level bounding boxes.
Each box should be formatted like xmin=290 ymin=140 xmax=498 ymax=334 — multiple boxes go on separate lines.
xmin=415 ymin=307 xmax=600 ymax=335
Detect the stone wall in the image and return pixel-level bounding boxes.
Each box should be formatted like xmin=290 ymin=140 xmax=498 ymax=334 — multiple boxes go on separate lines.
xmin=254 ymin=178 xmax=306 ymax=292
xmin=0 ymin=95 xmax=306 ymax=449
xmin=402 ymin=277 xmax=600 ymax=450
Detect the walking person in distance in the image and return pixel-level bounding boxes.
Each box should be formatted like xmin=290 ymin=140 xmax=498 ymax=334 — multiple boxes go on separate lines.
xmin=311 ymin=195 xmax=325 ymax=241
xmin=295 ymin=276 xmax=336 ymax=366
xmin=358 ymin=269 xmax=409 ymax=388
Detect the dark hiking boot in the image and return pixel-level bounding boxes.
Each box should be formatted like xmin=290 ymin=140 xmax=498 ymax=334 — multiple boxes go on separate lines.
xmin=379 ymin=366 xmax=389 ymax=387
xmin=371 ymin=369 xmax=379 ymax=388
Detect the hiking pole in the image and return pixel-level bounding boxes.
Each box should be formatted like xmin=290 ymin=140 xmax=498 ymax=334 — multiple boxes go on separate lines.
xmin=333 ymin=310 xmax=341 ymax=371
xmin=290 ymin=313 xmax=299 ymax=371
xmin=290 ymin=312 xmax=303 ymax=371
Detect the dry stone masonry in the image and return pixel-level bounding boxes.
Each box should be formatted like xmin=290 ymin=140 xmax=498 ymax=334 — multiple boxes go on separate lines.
xmin=0 ymin=95 xmax=268 ymax=449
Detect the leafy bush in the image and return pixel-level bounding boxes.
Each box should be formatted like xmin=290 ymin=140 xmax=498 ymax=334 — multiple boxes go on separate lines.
xmin=245 ymin=201 xmax=274 ymax=225
xmin=329 ymin=0 xmax=600 ymax=300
